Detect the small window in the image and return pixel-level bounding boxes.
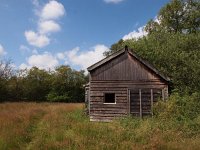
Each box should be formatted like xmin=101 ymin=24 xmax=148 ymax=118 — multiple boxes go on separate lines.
xmin=104 ymin=93 xmax=115 ymax=103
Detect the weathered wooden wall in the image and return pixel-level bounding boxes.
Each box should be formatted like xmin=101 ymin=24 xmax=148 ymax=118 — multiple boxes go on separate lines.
xmin=88 ymin=51 xmax=168 ymax=121
xmin=90 ymin=53 xmax=160 ymax=81
xmin=129 ymin=88 xmax=163 ymax=117
xmin=89 ymin=81 xmax=167 ymax=121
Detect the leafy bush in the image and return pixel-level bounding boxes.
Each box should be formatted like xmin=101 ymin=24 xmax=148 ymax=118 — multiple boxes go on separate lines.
xmin=47 ymin=91 xmax=71 ymax=102
xmin=154 ymin=92 xmax=200 ymax=120
xmin=153 ymin=92 xmax=200 ymax=136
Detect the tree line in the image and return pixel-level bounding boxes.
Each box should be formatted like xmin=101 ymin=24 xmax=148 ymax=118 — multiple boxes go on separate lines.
xmin=105 ymin=0 xmax=200 ymax=94
xmin=0 ymin=0 xmax=199 ymax=102
xmin=0 ymin=62 xmax=88 ymax=102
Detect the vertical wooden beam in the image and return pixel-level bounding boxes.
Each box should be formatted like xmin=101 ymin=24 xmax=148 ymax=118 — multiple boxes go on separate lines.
xmin=85 ymin=88 xmax=88 ymax=114
xmin=139 ymin=89 xmax=142 ymax=118
xmin=162 ymin=88 xmax=164 ymax=101
xmin=128 ymin=89 xmax=130 ymax=115
xmin=164 ymin=86 xmax=169 ymax=101
xmin=151 ymin=89 xmax=153 ymax=117
xmin=88 ymin=84 xmax=90 ymax=115
xmin=127 ymin=89 xmax=131 ymax=115
xmin=127 ymin=89 xmax=129 ymax=115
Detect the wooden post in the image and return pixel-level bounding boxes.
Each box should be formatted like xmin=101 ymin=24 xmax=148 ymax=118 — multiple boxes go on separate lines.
xmin=164 ymin=86 xmax=169 ymax=101
xmin=139 ymin=89 xmax=142 ymax=118
xmin=88 ymin=85 xmax=90 ymax=115
xmin=162 ymin=89 xmax=164 ymax=101
xmin=151 ymin=89 xmax=153 ymax=116
xmin=127 ymin=89 xmax=131 ymax=115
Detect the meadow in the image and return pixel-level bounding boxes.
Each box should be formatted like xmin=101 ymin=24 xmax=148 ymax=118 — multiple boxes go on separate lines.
xmin=0 ymin=101 xmax=200 ymax=150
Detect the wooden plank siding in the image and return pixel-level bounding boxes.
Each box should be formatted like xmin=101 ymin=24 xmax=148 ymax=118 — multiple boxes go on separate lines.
xmin=87 ymin=48 xmax=169 ymax=121
xmin=90 ymin=52 xmax=161 ymax=81
xmin=89 ymin=81 xmax=167 ymax=121
xmin=89 ymin=83 xmax=128 ymax=121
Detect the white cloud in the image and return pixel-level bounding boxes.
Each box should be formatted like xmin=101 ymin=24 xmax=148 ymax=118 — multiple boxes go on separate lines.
xmin=0 ymin=44 xmax=7 ymax=56
xmin=20 ymin=52 xmax=59 ymax=70
xmin=154 ymin=16 xmax=161 ymax=24
xmin=104 ymin=0 xmax=125 ymax=4
xmin=19 ymin=45 xmax=31 ymax=54
xmin=19 ymin=44 xmax=109 ymax=72
xmin=25 ymin=0 xmax=65 ymax=48
xmin=19 ymin=45 xmax=39 ymax=55
xmin=38 ymin=20 xmax=60 ymax=34
xmin=123 ymin=16 xmax=161 ymax=41
xmin=20 ymin=45 xmax=30 ymax=51
xmin=56 ymin=52 xmax=65 ymax=60
xmin=28 ymin=52 xmax=59 ymax=69
xmin=25 ymin=30 xmax=50 ymax=48
xmin=10 ymin=63 xmax=17 ymax=69
xmin=123 ymin=26 xmax=147 ymax=40
xmin=19 ymin=63 xmax=30 ymax=70
xmin=32 ymin=0 xmax=39 ymax=7
xmin=65 ymin=45 xmax=109 ymax=70
xmin=41 ymin=0 xmax=65 ymax=20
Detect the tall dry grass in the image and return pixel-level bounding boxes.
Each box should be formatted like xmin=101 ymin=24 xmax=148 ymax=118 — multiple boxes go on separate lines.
xmin=0 ymin=103 xmax=83 ymax=150
xmin=0 ymin=102 xmax=200 ymax=150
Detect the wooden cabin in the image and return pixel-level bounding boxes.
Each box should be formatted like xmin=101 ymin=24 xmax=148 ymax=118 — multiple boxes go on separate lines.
xmin=85 ymin=46 xmax=169 ymax=122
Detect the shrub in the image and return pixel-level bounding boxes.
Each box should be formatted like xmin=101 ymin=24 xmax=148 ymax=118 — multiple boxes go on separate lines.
xmin=153 ymin=92 xmax=200 ymax=136
xmin=47 ymin=92 xmax=71 ymax=102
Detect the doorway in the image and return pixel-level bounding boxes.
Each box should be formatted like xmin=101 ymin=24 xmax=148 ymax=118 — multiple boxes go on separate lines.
xmin=128 ymin=88 xmax=162 ymax=117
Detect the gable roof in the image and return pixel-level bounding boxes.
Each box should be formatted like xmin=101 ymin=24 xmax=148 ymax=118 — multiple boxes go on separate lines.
xmin=87 ymin=46 xmax=170 ymax=82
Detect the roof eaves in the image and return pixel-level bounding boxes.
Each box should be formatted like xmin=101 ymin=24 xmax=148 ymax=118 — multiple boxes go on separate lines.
xmin=87 ymin=48 xmax=125 ymax=71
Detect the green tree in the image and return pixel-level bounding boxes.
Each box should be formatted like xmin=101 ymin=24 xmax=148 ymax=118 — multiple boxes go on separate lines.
xmin=24 ymin=67 xmax=51 ymax=101
xmin=47 ymin=65 xmax=87 ymax=102
xmin=0 ymin=60 xmax=13 ymax=101
xmin=106 ymin=0 xmax=200 ymax=93
xmin=7 ymin=69 xmax=29 ymax=101
xmin=145 ymin=0 xmax=200 ymax=34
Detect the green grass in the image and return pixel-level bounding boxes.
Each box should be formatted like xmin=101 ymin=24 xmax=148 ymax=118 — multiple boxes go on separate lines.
xmin=0 ymin=101 xmax=200 ymax=150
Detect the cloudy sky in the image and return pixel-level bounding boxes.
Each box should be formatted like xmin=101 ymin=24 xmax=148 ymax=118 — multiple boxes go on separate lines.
xmin=0 ymin=0 xmax=169 ymax=71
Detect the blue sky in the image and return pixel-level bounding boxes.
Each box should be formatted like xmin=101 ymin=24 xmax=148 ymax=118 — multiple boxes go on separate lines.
xmin=0 ymin=0 xmax=169 ymax=71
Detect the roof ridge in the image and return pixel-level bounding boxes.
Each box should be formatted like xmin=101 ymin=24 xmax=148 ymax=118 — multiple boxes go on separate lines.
xmin=87 ymin=47 xmax=125 ymax=71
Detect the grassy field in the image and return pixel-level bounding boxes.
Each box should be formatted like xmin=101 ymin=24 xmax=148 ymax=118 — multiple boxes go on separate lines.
xmin=0 ymin=102 xmax=200 ymax=150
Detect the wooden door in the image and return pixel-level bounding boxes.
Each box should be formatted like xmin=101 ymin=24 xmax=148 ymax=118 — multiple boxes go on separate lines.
xmin=129 ymin=88 xmax=162 ymax=117
xmin=141 ymin=89 xmax=152 ymax=116
xmin=129 ymin=89 xmax=140 ymax=116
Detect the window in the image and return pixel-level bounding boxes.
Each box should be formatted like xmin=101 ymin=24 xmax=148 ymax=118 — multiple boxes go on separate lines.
xmin=104 ymin=93 xmax=116 ymax=104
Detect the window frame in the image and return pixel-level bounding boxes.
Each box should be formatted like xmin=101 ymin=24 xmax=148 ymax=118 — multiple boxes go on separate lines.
xmin=103 ymin=93 xmax=116 ymax=104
